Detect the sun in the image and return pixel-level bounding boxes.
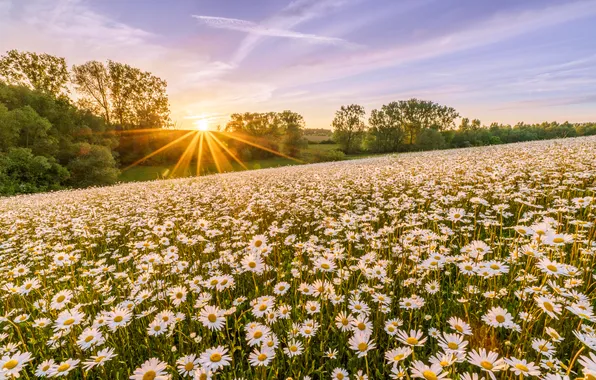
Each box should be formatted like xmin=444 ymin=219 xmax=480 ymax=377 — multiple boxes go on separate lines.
xmin=194 ymin=119 xmax=210 ymax=131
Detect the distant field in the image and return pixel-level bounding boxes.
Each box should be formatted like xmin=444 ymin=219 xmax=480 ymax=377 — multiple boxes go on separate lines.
xmin=119 ymin=143 xmax=345 ymax=182
xmin=304 ymin=134 xmax=333 ymax=142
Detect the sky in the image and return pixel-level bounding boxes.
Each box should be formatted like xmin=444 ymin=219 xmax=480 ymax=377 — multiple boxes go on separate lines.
xmin=1 ymin=0 xmax=596 ymax=130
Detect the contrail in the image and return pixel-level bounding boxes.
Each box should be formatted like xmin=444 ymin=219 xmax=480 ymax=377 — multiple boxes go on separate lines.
xmin=192 ymin=15 xmax=356 ymax=47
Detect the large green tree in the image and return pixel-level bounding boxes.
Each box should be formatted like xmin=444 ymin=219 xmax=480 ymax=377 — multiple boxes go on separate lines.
xmin=332 ymin=104 xmax=367 ymax=153
xmin=394 ymin=99 xmax=459 ymax=144
xmin=278 ymin=110 xmax=307 ymax=157
xmin=71 ymin=61 xmax=112 ymax=124
xmin=72 ymin=60 xmax=171 ymax=129
xmin=368 ymin=102 xmax=407 ymax=152
xmin=224 ymin=111 xmax=306 ymax=159
xmin=0 ymin=50 xmax=69 ymax=97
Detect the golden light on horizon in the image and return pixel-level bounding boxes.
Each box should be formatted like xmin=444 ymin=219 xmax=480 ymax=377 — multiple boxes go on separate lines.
xmin=194 ymin=118 xmax=210 ymax=131
xmin=120 ymin=128 xmax=303 ymax=178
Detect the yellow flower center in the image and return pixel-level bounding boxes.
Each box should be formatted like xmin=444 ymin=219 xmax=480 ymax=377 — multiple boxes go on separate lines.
xmin=114 ymin=316 xmax=123 ymax=323
xmin=543 ymin=302 xmax=554 ymax=312
xmin=546 ymin=264 xmax=558 ymax=272
xmin=64 ymin=318 xmax=75 ymax=326
xmin=480 ymin=360 xmax=493 ymax=370
xmin=3 ymin=360 xmax=18 ymax=370
xmin=185 ymin=362 xmax=195 ymax=371
xmin=406 ymin=337 xmax=419 ymax=345
xmin=254 ymin=331 xmax=263 ymax=339
xmin=210 ymin=353 xmax=222 ymax=362
xmin=95 ymin=356 xmax=105 ymax=363
xmin=258 ymin=353 xmax=267 ymax=361
xmin=423 ymin=370 xmax=438 ymax=380
xmin=393 ymin=354 xmax=404 ymax=361
xmin=495 ymin=315 xmax=505 ymax=323
xmin=447 ymin=342 xmax=458 ymax=350
xmin=85 ymin=335 xmax=94 ymax=342
xmin=357 ymin=342 xmax=368 ymax=351
xmin=142 ymin=370 xmax=156 ymax=380
xmin=321 ymin=263 xmax=330 ymax=269
xmin=57 ymin=363 xmax=71 ymax=372
xmin=515 ymin=363 xmax=529 ymax=372
xmin=57 ymin=295 xmax=66 ymax=302
xmin=208 ymin=314 xmax=217 ymax=323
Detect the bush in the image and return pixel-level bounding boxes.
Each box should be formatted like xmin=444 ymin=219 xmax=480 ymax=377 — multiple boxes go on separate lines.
xmin=318 ymin=139 xmax=336 ymax=144
xmin=0 ymin=147 xmax=69 ymax=195
xmin=67 ymin=144 xmax=120 ymax=187
xmin=416 ymin=128 xmax=445 ymax=150
xmin=309 ymin=149 xmax=346 ymax=163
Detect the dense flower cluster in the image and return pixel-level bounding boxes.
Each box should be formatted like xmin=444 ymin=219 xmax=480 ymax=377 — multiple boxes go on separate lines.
xmin=1 ymin=137 xmax=596 ymax=379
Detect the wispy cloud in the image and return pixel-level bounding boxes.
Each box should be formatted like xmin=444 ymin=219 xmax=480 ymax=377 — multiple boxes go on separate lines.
xmin=192 ymin=15 xmax=356 ymax=47
xmin=229 ymin=0 xmax=357 ymax=64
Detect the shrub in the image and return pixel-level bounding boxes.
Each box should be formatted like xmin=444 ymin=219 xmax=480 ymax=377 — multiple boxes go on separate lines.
xmin=67 ymin=144 xmax=120 ymax=187
xmin=0 ymin=147 xmax=69 ymax=195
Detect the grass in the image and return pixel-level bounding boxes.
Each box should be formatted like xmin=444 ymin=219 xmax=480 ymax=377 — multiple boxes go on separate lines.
xmin=119 ymin=143 xmax=346 ymax=183
xmin=304 ymin=134 xmax=333 ymax=143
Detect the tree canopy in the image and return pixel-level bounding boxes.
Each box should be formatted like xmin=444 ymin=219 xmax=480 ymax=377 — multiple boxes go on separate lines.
xmin=332 ymin=104 xmax=367 ymax=154
xmin=0 ymin=50 xmax=69 ymax=97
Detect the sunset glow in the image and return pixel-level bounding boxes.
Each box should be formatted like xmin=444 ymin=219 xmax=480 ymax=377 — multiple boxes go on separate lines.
xmin=2 ymin=1 xmax=595 ymax=129
xmin=194 ymin=119 xmax=210 ymax=131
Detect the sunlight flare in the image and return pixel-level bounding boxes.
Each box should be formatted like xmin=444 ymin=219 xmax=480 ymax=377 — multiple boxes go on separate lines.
xmin=121 ymin=130 xmax=195 ymax=172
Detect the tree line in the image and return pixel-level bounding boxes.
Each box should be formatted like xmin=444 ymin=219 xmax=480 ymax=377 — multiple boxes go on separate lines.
xmin=0 ymin=49 xmax=174 ymax=194
xmin=331 ymin=101 xmax=596 ymax=153
xmin=2 ymin=49 xmax=595 ymax=195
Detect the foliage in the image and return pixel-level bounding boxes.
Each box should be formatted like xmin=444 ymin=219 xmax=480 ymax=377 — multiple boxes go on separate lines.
xmin=332 ymin=104 xmax=367 ymax=154
xmin=279 ymin=110 xmax=308 ymax=157
xmin=225 ymin=111 xmax=307 ymax=159
xmin=0 ymin=147 xmax=69 ymax=194
xmin=333 ymin=100 xmax=596 ymax=154
xmin=67 ymin=144 xmax=120 ymax=188
xmin=416 ymin=128 xmax=446 ymax=150
xmin=0 ymin=50 xmax=69 ymax=97
xmin=72 ymin=60 xmax=171 ymax=130
xmin=0 ymin=82 xmax=117 ymax=195
xmin=367 ymin=102 xmax=407 ymax=153
xmin=307 ymin=148 xmax=346 ymax=163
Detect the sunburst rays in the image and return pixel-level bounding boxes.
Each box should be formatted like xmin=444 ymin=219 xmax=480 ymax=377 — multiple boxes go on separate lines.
xmin=120 ymin=128 xmax=301 ymax=178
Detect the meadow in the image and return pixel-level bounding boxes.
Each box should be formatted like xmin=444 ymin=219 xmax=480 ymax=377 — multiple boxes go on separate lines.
xmin=118 ymin=143 xmax=347 ymax=183
xmin=1 ymin=137 xmax=595 ymax=379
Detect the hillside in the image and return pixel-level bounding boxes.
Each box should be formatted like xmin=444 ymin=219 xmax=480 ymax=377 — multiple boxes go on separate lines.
xmin=1 ymin=137 xmax=595 ymax=378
